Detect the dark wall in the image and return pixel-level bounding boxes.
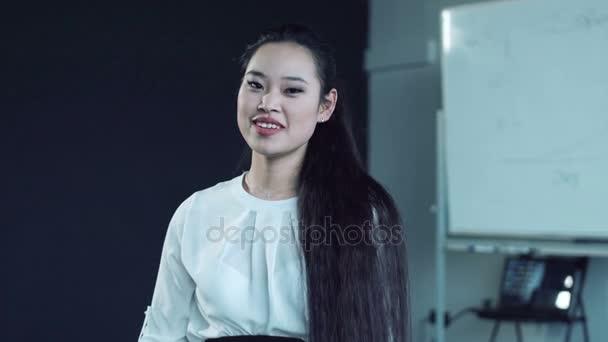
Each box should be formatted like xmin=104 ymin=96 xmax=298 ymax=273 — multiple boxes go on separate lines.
xmin=3 ymin=2 xmax=368 ymax=341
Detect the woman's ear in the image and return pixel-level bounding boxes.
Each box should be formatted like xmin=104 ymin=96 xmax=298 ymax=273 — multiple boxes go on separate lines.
xmin=317 ymin=88 xmax=338 ymax=122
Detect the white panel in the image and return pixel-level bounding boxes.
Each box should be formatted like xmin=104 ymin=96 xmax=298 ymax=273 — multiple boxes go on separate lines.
xmin=441 ymin=0 xmax=608 ymax=239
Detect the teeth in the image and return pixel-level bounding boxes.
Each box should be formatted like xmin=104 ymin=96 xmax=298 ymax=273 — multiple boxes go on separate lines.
xmin=256 ymin=122 xmax=280 ymax=129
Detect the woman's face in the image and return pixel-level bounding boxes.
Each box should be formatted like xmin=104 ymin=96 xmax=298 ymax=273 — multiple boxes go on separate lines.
xmin=237 ymin=42 xmax=335 ymax=159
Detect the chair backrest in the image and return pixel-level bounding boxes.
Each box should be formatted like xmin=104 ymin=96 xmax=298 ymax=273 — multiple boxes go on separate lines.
xmin=497 ymin=255 xmax=588 ymax=319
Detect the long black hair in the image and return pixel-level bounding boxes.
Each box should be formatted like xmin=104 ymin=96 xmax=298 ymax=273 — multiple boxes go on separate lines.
xmin=236 ymin=24 xmax=410 ymax=342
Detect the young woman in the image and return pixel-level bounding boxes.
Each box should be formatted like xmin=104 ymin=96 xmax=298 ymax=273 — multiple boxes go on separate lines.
xmin=138 ymin=24 xmax=409 ymax=342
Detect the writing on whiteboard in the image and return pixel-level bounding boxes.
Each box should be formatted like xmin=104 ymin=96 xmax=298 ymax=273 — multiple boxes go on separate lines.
xmin=552 ymin=170 xmax=579 ymax=187
xmin=539 ymin=9 xmax=608 ymax=35
xmin=575 ymin=11 xmax=608 ymax=30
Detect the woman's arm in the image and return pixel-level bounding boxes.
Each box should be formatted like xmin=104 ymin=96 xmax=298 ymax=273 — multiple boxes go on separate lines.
xmin=139 ymin=194 xmax=197 ymax=342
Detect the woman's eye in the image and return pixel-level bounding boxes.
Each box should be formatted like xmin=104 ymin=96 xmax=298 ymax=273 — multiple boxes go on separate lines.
xmin=247 ymin=81 xmax=262 ymax=89
xmin=285 ymin=88 xmax=303 ymax=95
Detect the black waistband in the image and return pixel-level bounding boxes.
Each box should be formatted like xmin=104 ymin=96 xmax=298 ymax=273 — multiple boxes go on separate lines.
xmin=206 ymin=336 xmax=304 ymax=342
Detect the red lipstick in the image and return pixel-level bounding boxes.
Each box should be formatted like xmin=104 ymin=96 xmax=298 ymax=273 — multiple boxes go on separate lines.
xmin=252 ymin=117 xmax=285 ymax=137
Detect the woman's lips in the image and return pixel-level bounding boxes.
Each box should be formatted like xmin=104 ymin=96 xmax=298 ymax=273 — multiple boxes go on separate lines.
xmin=253 ymin=122 xmax=284 ymax=136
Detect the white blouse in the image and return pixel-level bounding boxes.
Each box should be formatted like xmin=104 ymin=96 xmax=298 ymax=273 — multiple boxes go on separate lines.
xmin=138 ymin=171 xmax=308 ymax=342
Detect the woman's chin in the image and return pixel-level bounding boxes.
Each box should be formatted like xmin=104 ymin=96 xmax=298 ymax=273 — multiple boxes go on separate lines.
xmin=250 ymin=142 xmax=294 ymax=159
xmin=252 ymin=147 xmax=282 ymax=158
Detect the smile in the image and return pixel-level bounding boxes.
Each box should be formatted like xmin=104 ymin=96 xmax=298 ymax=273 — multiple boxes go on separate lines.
xmin=255 ymin=121 xmax=281 ymax=129
xmin=253 ymin=122 xmax=284 ymax=136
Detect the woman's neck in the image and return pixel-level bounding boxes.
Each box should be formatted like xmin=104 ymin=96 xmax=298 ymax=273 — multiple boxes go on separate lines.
xmin=245 ymin=148 xmax=304 ymax=200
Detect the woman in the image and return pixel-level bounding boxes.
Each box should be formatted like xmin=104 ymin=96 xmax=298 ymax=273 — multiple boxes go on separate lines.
xmin=139 ymin=24 xmax=409 ymax=342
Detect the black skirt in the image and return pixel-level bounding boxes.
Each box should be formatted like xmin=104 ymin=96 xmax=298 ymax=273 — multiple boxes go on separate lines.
xmin=206 ymin=336 xmax=304 ymax=342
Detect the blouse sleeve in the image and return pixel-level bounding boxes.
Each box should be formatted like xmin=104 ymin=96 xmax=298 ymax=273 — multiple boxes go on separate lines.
xmin=138 ymin=193 xmax=197 ymax=342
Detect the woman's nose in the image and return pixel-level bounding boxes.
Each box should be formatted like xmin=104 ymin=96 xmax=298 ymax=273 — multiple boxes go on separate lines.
xmin=258 ymin=91 xmax=281 ymax=112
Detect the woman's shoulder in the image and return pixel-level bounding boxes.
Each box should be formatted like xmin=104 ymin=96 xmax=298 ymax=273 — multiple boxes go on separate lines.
xmin=179 ymin=173 xmax=242 ymax=212
xmin=195 ymin=173 xmax=240 ymax=198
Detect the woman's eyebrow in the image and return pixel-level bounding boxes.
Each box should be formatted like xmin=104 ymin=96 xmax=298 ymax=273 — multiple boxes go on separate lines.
xmin=245 ymin=70 xmax=308 ymax=84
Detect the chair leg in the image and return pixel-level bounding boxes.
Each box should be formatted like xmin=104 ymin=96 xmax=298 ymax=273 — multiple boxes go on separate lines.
xmin=564 ymin=323 xmax=573 ymax=342
xmin=579 ymin=298 xmax=590 ymax=342
xmin=582 ymin=319 xmax=590 ymax=342
xmin=515 ymin=321 xmax=524 ymax=342
xmin=490 ymin=321 xmax=501 ymax=342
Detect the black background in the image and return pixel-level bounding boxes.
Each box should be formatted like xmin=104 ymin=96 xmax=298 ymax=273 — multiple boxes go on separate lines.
xmin=3 ymin=2 xmax=369 ymax=341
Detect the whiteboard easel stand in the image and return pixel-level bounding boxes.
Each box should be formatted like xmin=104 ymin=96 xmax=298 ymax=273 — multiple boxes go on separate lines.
xmin=434 ymin=109 xmax=448 ymax=342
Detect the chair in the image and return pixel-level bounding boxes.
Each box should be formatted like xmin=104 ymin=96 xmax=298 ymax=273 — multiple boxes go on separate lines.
xmin=474 ymin=256 xmax=589 ymax=342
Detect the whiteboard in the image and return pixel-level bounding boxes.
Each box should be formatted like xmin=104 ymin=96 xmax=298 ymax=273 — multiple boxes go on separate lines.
xmin=440 ymin=0 xmax=608 ymax=240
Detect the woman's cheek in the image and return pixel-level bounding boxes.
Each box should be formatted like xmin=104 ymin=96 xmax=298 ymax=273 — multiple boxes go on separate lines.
xmin=294 ymin=116 xmax=317 ymax=141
